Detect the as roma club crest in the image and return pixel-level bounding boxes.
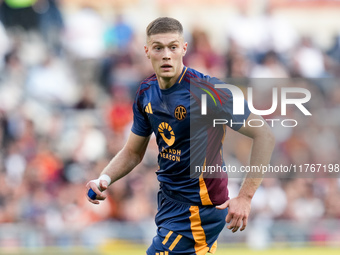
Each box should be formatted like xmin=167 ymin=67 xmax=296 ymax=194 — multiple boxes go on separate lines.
xmin=174 ymin=105 xmax=187 ymax=121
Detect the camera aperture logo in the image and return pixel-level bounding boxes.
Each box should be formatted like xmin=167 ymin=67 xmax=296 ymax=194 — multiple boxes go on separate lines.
xmin=199 ymin=87 xmax=223 ymax=112
xmin=201 ymin=84 xmax=312 ymax=128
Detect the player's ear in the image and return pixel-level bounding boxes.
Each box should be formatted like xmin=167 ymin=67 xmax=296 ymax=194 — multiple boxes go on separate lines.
xmin=182 ymin=42 xmax=188 ymax=57
xmin=144 ymin=45 xmax=150 ymax=59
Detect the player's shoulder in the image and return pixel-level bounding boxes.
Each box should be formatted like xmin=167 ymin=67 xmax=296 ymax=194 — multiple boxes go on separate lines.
xmin=135 ymin=73 xmax=157 ymax=98
xmin=185 ymin=67 xmax=221 ymax=87
xmin=185 ymin=67 xmax=223 ymax=92
xmin=140 ymin=73 xmax=157 ymax=86
xmin=185 ymin=67 xmax=232 ymax=106
xmin=185 ymin=67 xmax=207 ymax=80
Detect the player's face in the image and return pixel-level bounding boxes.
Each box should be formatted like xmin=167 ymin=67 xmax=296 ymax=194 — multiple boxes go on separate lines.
xmin=145 ymin=33 xmax=187 ymax=85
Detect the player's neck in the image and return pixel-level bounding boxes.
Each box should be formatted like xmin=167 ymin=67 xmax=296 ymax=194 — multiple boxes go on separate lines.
xmin=157 ymin=65 xmax=184 ymax=90
xmin=158 ymin=76 xmax=177 ymax=90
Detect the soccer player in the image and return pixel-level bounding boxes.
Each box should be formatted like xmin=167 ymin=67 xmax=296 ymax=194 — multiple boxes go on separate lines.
xmin=86 ymin=17 xmax=275 ymax=255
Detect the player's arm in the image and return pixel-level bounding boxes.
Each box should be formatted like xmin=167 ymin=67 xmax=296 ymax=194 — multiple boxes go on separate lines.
xmin=216 ymin=113 xmax=275 ymax=232
xmin=86 ymin=131 xmax=151 ymax=204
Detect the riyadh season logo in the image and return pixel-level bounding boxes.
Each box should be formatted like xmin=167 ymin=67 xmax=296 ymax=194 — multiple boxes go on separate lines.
xmin=201 ymin=84 xmax=312 ymax=128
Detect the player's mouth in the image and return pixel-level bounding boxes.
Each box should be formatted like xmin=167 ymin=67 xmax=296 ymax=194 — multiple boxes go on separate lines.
xmin=160 ymin=64 xmax=173 ymax=71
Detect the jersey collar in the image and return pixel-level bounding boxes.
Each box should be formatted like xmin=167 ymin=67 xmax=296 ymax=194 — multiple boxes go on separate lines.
xmin=176 ymin=66 xmax=188 ymax=85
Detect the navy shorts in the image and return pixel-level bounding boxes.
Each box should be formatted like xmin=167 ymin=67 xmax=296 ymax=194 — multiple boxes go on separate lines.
xmin=146 ymin=189 xmax=228 ymax=255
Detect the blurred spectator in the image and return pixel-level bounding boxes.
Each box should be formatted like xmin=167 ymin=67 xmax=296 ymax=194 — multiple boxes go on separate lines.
xmin=4 ymin=141 xmax=27 ymax=186
xmin=0 ymin=0 xmax=39 ymax=31
xmin=0 ymin=20 xmax=10 ymax=69
xmin=73 ymin=85 xmax=97 ymax=110
xmin=326 ymin=34 xmax=340 ymax=77
xmin=262 ymin=3 xmax=298 ymax=59
xmin=27 ymin=137 xmax=63 ymax=185
xmin=249 ymin=50 xmax=289 ymax=78
xmin=73 ymin=119 xmax=106 ymax=163
xmin=104 ymin=14 xmax=133 ymax=52
xmin=25 ymin=53 xmax=78 ymax=107
xmin=251 ymin=178 xmax=287 ymax=220
xmin=225 ymin=38 xmax=250 ymax=78
xmin=227 ymin=0 xmax=270 ymax=63
xmin=62 ymin=5 xmax=105 ymax=60
xmin=293 ymin=36 xmax=327 ymax=78
xmin=106 ymin=87 xmax=133 ymax=135
xmin=34 ymin=0 xmax=64 ymax=55
xmin=327 ymin=35 xmax=340 ymax=64
xmin=291 ymin=180 xmax=325 ymax=222
xmin=62 ymin=5 xmax=105 ymax=83
xmin=1 ymin=48 xmax=26 ymax=87
xmin=186 ymin=27 xmax=224 ymax=75
xmin=0 ymin=111 xmax=11 ymax=148
xmin=11 ymin=117 xmax=37 ymax=161
xmin=99 ymin=51 xmax=144 ymax=95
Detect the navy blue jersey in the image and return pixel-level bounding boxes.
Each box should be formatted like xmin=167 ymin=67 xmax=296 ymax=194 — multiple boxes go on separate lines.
xmin=132 ymin=67 xmax=250 ymax=206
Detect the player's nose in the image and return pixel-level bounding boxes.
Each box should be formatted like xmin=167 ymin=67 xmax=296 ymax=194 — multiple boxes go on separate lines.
xmin=162 ymin=47 xmax=171 ymax=60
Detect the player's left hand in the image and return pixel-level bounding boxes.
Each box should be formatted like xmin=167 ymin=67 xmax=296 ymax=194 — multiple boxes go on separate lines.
xmin=216 ymin=196 xmax=251 ymax=233
xmin=86 ymin=179 xmax=108 ymax=204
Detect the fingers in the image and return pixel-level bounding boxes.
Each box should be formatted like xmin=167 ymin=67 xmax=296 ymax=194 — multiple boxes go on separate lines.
xmin=227 ymin=217 xmax=242 ymax=233
xmin=240 ymin=217 xmax=248 ymax=231
xmin=216 ymin=200 xmax=229 ymax=210
xmin=225 ymin=210 xmax=233 ymax=223
xmin=99 ymin=180 xmax=109 ymax=191
xmin=226 ymin=214 xmax=248 ymax=233
xmin=86 ymin=180 xmax=107 ymax=204
xmin=223 ymin=196 xmax=251 ymax=233
xmin=87 ymin=195 xmax=100 ymax=205
xmin=226 ymin=212 xmax=248 ymax=233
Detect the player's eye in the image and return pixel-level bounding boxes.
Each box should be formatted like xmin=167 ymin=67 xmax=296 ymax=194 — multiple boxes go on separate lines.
xmin=154 ymin=46 xmax=162 ymax=51
xmin=171 ymin=46 xmax=177 ymax=50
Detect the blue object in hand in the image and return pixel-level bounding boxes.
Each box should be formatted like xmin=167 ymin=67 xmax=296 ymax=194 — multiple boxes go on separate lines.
xmin=88 ymin=188 xmax=97 ymax=200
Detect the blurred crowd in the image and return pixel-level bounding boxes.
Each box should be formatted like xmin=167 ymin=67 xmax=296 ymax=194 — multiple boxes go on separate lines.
xmin=0 ymin=0 xmax=340 ymax=247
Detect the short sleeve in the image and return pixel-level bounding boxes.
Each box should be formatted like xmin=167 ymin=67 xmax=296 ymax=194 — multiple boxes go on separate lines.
xmin=131 ymin=97 xmax=153 ymax=137
xmin=204 ymin=77 xmax=251 ymax=131
xmin=214 ymin=87 xmax=251 ymax=131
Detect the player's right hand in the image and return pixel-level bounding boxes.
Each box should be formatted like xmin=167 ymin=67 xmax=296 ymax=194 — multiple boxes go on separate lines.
xmin=216 ymin=196 xmax=251 ymax=233
xmin=86 ymin=179 xmax=109 ymax=204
